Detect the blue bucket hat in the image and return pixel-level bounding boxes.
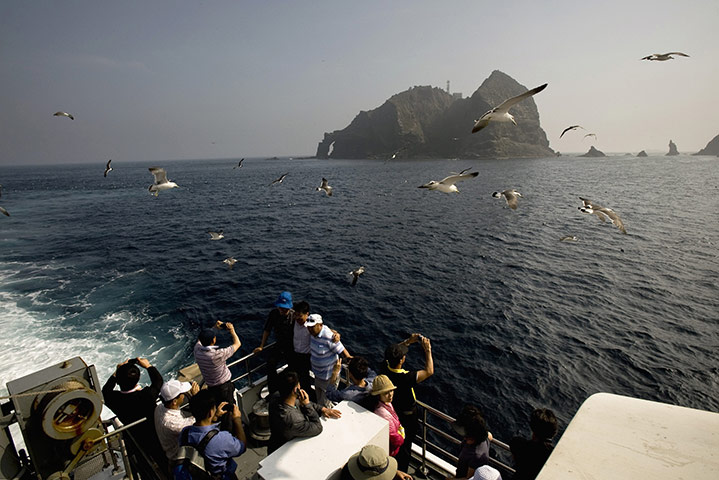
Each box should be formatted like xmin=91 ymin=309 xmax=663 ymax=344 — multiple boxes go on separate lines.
xmin=274 ymin=291 xmax=293 ymax=309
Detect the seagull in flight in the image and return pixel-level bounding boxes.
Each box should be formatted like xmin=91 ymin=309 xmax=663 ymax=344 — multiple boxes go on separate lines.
xmin=223 ymin=257 xmax=237 ymax=269
xmin=53 ymin=111 xmax=74 ymax=120
xmin=349 ymin=266 xmax=365 ymax=286
xmin=103 ymin=159 xmax=113 ymax=177
xmin=269 ymin=173 xmax=288 ymax=186
xmin=148 ymin=167 xmax=179 ymax=196
xmin=418 ymin=171 xmax=478 ymax=194
xmin=208 ymin=230 xmax=225 ymax=240
xmin=472 ymin=83 xmax=548 ymax=133
xmin=559 ymin=235 xmax=579 ymax=242
xmin=449 ymin=167 xmax=473 ymax=175
xmin=641 ymin=52 xmax=689 ymax=61
xmin=560 ymin=125 xmax=584 ymax=138
xmin=578 ymin=197 xmax=626 ymax=234
xmin=492 ymin=189 xmax=523 ymax=210
xmin=316 ymin=178 xmax=333 ymax=196
xmin=584 ymin=133 xmax=597 ymax=140
xmin=233 ymin=158 xmax=244 ymax=169
xmin=0 ymin=185 xmax=9 ymax=217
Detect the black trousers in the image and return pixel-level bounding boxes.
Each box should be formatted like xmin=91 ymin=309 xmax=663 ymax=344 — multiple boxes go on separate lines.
xmin=396 ymin=408 xmax=419 ymax=472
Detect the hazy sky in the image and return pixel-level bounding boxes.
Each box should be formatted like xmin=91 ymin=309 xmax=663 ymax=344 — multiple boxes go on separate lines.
xmin=2 ymin=1 xmax=718 ymax=165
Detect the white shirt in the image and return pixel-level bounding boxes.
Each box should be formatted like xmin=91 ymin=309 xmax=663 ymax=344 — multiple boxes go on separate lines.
xmin=154 ymin=404 xmax=195 ymax=460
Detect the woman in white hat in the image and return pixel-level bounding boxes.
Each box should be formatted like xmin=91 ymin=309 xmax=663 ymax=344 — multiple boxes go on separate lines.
xmin=370 ymin=375 xmax=405 ymax=457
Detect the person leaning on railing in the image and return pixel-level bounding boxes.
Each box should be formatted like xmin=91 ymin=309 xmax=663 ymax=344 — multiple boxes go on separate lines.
xmin=380 ymin=333 xmax=434 ymax=472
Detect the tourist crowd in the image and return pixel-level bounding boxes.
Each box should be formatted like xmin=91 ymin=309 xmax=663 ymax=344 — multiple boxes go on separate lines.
xmin=102 ymin=291 xmax=558 ymax=480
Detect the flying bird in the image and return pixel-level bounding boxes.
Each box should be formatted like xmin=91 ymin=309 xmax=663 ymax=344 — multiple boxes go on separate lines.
xmin=0 ymin=185 xmax=9 ymax=217
xmin=560 ymin=125 xmax=584 ymax=138
xmin=103 ymin=159 xmax=113 ymax=177
xmin=53 ymin=111 xmax=74 ymax=120
xmin=578 ymin=197 xmax=626 ymax=234
xmin=208 ymin=230 xmax=225 ymax=240
xmin=223 ymin=257 xmax=237 ymax=269
xmin=349 ymin=266 xmax=365 ymax=286
xmin=269 ymin=173 xmax=288 ymax=186
xmin=233 ymin=158 xmax=244 ymax=169
xmin=472 ymin=83 xmax=548 ymax=133
xmin=584 ymin=133 xmax=597 ymax=140
xmin=559 ymin=235 xmax=579 ymax=242
xmin=316 ymin=178 xmax=333 ymax=196
xmin=148 ymin=167 xmax=179 ymax=196
xmin=641 ymin=52 xmax=690 ymax=61
xmin=418 ymin=171 xmax=479 ymax=194
xmin=492 ymin=189 xmax=523 ymax=210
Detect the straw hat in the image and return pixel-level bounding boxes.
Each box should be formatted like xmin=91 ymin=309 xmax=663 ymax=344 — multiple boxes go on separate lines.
xmin=371 ymin=375 xmax=396 ymax=396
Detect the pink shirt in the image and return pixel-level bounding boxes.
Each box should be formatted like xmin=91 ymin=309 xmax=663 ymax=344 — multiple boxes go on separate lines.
xmin=374 ymin=401 xmax=405 ymax=456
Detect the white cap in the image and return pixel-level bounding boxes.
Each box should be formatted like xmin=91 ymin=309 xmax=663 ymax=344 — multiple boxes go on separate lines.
xmin=304 ymin=313 xmax=323 ymax=327
xmin=160 ymin=379 xmax=192 ymax=402
xmin=472 ymin=465 xmax=502 ymax=480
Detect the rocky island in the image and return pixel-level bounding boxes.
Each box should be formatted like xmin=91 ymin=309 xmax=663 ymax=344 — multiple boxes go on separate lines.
xmin=637 ymin=150 xmax=648 ymax=157
xmin=580 ymin=146 xmax=605 ymax=157
xmin=316 ymin=70 xmax=554 ymax=159
xmin=694 ymin=134 xmax=719 ymax=156
xmin=666 ymin=140 xmax=679 ymax=156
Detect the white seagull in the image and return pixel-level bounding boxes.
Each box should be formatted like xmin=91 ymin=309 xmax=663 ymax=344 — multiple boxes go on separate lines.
xmin=208 ymin=230 xmax=225 ymax=240
xmin=0 ymin=185 xmax=8 ymax=217
xmin=233 ymin=158 xmax=244 ymax=169
xmin=472 ymin=83 xmax=548 ymax=133
xmin=559 ymin=235 xmax=579 ymax=242
xmin=560 ymin=125 xmax=584 ymax=138
xmin=584 ymin=133 xmax=597 ymax=140
xmin=103 ymin=159 xmax=113 ymax=177
xmin=148 ymin=167 xmax=179 ymax=196
xmin=578 ymin=197 xmax=626 ymax=234
xmin=53 ymin=111 xmax=74 ymax=120
xmin=316 ymin=178 xmax=333 ymax=196
xmin=269 ymin=173 xmax=288 ymax=186
xmin=223 ymin=257 xmax=237 ymax=269
xmin=349 ymin=266 xmax=365 ymax=286
xmin=418 ymin=171 xmax=479 ymax=194
xmin=492 ymin=189 xmax=523 ymax=210
xmin=641 ymin=52 xmax=689 ymax=61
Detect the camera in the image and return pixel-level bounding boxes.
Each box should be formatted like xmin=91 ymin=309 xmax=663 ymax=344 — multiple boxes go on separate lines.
xmin=222 ymin=403 xmax=232 ymax=412
xmin=127 ymin=358 xmax=139 ymax=366
xmin=218 ymin=322 xmax=228 ymax=330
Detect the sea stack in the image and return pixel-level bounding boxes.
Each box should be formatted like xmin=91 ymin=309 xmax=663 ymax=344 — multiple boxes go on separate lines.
xmin=666 ymin=140 xmax=679 ymax=156
xmin=316 ymin=70 xmax=554 ymax=159
xmin=580 ymin=146 xmax=605 ymax=157
xmin=694 ymin=134 xmax=719 ymax=156
xmin=637 ymin=150 xmax=648 ymax=157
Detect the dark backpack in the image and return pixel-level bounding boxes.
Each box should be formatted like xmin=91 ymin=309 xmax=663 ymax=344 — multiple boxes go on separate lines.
xmin=174 ymin=428 xmax=221 ymax=480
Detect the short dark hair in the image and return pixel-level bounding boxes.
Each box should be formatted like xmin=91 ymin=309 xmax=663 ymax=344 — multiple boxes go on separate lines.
xmin=278 ymin=371 xmax=300 ymax=400
xmin=384 ymin=343 xmax=408 ymax=368
xmin=530 ymin=408 xmax=558 ymax=440
xmin=294 ymin=301 xmax=310 ymax=314
xmin=116 ymin=364 xmax=140 ymax=391
xmin=198 ymin=328 xmax=216 ymax=346
xmin=454 ymin=405 xmax=488 ymax=441
xmin=348 ymin=357 xmax=369 ymax=380
xmin=189 ymin=389 xmax=216 ymax=421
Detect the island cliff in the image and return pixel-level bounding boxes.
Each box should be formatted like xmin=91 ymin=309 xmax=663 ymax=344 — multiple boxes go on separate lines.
xmin=666 ymin=140 xmax=679 ymax=156
xmin=694 ymin=134 xmax=719 ymax=156
xmin=581 ymin=146 xmax=605 ymax=157
xmin=316 ymin=71 xmax=554 ymax=159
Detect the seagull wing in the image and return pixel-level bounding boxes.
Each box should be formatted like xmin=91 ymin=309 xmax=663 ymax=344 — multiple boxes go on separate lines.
xmin=439 ymin=172 xmax=479 ymax=185
xmin=503 ymin=190 xmax=519 ymax=210
xmin=597 ymin=207 xmax=626 ymax=233
xmin=560 ymin=125 xmax=583 ymax=138
xmin=149 ymin=167 xmax=169 ymax=184
xmin=0 ymin=206 xmax=9 ymax=217
xmin=492 ymin=83 xmax=548 ymax=114
xmin=666 ymin=52 xmax=689 ymax=57
xmin=471 ymin=115 xmax=492 ymax=133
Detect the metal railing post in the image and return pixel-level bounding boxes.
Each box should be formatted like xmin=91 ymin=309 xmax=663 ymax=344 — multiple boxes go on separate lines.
xmin=419 ymin=406 xmax=429 ymax=477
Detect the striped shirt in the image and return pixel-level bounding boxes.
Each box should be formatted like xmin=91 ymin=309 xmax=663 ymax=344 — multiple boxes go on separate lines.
xmin=193 ymin=341 xmax=235 ymax=387
xmin=309 ymin=325 xmax=345 ymax=380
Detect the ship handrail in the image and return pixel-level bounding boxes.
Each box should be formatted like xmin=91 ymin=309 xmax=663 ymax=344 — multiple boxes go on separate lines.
xmin=227 ymin=341 xmax=278 ymax=387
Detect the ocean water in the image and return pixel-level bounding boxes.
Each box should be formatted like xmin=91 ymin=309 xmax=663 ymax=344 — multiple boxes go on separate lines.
xmin=1 ymin=155 xmax=717 ymax=441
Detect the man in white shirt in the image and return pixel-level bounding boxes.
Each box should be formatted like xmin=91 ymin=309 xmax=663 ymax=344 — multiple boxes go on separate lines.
xmin=154 ymin=379 xmax=200 ymax=463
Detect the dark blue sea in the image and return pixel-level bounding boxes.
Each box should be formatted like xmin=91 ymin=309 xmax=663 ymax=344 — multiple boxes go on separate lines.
xmin=1 ymin=155 xmax=717 ymax=442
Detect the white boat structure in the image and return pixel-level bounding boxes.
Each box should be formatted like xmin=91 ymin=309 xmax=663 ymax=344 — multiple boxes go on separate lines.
xmin=1 ymin=346 xmax=717 ymax=480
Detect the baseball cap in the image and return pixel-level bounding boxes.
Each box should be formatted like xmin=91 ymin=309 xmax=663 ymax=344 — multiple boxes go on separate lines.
xmin=304 ymin=313 xmax=323 ymax=327
xmin=160 ymin=379 xmax=192 ymax=402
